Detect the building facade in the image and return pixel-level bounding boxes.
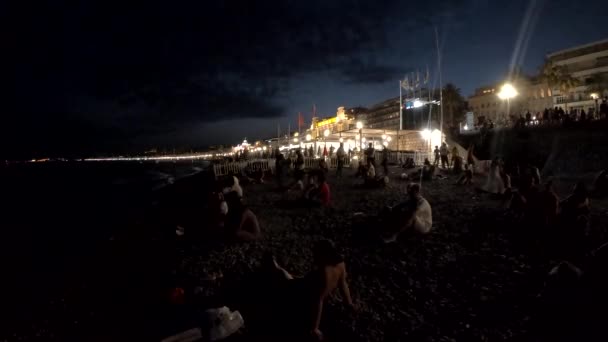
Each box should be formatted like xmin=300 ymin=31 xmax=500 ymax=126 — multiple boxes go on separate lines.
xmin=359 ymin=97 xmax=401 ymax=130
xmin=548 ymin=38 xmax=608 ymax=112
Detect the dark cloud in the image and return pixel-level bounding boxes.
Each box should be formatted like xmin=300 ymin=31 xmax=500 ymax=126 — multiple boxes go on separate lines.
xmin=3 ymin=0 xmax=472 ymax=157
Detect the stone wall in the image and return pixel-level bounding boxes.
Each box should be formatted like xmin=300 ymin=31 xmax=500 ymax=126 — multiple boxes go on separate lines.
xmin=456 ymin=122 xmax=608 ymax=174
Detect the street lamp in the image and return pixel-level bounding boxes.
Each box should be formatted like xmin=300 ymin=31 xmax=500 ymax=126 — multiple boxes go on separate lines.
xmin=306 ymin=134 xmax=312 ymax=141
xmin=323 ymin=129 xmax=330 ymax=149
xmin=355 ymin=122 xmax=363 ymax=155
xmin=497 ymin=83 xmax=518 ymax=120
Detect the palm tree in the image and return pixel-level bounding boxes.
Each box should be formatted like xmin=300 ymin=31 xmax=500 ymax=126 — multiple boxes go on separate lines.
xmin=540 ymin=60 xmax=579 ymax=110
xmin=442 ymin=83 xmax=465 ymax=127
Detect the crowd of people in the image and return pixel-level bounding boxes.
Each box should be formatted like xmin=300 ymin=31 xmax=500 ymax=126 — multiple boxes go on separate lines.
xmin=170 ymin=139 xmax=608 ymax=341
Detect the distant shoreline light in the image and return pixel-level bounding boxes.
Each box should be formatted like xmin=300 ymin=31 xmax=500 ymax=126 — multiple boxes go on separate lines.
xmin=83 ymin=153 xmax=223 ymax=162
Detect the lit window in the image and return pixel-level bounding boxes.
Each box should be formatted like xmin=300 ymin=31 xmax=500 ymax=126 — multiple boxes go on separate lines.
xmin=540 ymin=88 xmax=544 ymax=98
xmin=547 ymin=88 xmax=552 ymax=96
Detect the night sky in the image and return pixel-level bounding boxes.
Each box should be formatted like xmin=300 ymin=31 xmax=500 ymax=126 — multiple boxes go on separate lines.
xmin=3 ymin=0 xmax=608 ymax=158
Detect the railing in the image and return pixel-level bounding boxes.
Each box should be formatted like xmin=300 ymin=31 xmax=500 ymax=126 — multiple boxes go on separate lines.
xmin=213 ymin=159 xmax=274 ymax=178
xmin=213 ymin=151 xmax=432 ymax=178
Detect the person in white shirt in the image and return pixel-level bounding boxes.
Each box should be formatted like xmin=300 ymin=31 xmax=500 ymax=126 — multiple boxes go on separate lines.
xmin=223 ymin=175 xmax=243 ymax=198
xmin=366 ymin=162 xmax=376 ymax=179
xmin=383 ymin=183 xmax=432 ymax=243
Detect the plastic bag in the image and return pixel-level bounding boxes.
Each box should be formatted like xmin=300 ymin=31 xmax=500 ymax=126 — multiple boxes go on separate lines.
xmin=204 ymin=306 xmax=244 ymax=341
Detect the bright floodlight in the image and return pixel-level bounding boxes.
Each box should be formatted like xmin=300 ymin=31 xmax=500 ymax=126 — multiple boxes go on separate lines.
xmin=591 ymin=93 xmax=599 ymax=99
xmin=420 ymin=129 xmax=431 ymax=140
xmin=293 ymin=137 xmax=298 ymax=143
xmin=263 ymin=146 xmax=267 ymax=151
xmin=323 ymin=129 xmax=330 ymax=137
xmin=387 ymin=136 xmax=392 ymax=142
xmin=362 ymin=137 xmax=366 ymax=143
xmin=306 ymin=134 xmax=312 ymax=141
xmin=383 ymin=141 xmax=388 ymax=147
xmin=497 ymin=83 xmax=518 ymax=100
xmin=339 ymin=137 xmax=344 ymax=143
xmin=356 ymin=121 xmax=363 ymax=129
xmin=413 ymin=100 xmax=424 ymax=108
xmin=381 ymin=134 xmax=387 ymax=140
xmin=294 ymin=132 xmax=299 ymax=137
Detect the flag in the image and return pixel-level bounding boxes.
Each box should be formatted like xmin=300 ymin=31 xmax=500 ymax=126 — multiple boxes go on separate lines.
xmin=424 ymin=65 xmax=430 ymax=84
xmin=400 ymin=78 xmax=410 ymax=90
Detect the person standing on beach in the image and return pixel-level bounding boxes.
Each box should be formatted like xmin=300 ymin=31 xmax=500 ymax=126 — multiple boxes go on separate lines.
xmin=450 ymin=146 xmax=459 ymax=169
xmin=336 ymin=142 xmax=345 ymax=178
xmin=439 ymin=143 xmax=449 ymax=169
xmin=433 ymin=146 xmax=440 ymax=166
xmin=365 ymin=143 xmax=375 ymax=169
xmin=466 ymin=144 xmax=476 ymax=173
xmin=381 ymin=146 xmax=389 ymax=176
xmin=295 ymin=149 xmax=305 ymax=182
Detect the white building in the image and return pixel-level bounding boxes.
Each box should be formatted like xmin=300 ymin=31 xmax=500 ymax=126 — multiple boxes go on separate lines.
xmin=548 ymin=38 xmax=608 ymax=112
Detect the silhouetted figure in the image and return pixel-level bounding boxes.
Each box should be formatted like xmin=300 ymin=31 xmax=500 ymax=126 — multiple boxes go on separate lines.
xmin=336 ymin=143 xmax=346 ymax=178
xmin=381 ymin=146 xmax=389 ymax=176
xmin=456 ymin=169 xmax=473 ymax=185
xmin=365 ymin=143 xmax=376 ymax=169
xmin=383 ymin=183 xmax=432 ymax=243
xmin=440 ymin=143 xmax=449 ymax=169
xmin=433 ymin=146 xmax=440 ymax=166
xmin=225 ymin=192 xmax=261 ymax=241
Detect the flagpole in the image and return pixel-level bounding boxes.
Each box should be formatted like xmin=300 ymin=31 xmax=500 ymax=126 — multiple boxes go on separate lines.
xmin=435 ymin=27 xmax=444 ymax=141
xmin=399 ymin=80 xmax=403 ymax=130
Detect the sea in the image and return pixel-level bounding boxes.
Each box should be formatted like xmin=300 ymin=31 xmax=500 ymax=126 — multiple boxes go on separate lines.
xmin=0 ymin=160 xmax=211 ymax=331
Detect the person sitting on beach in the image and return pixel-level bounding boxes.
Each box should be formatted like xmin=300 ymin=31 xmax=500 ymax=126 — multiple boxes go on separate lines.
xmin=421 ymin=158 xmax=436 ymax=181
xmin=318 ymin=158 xmax=329 ymax=176
xmin=286 ymin=171 xmax=306 ymax=201
xmin=508 ymin=176 xmax=539 ymax=219
xmin=452 ymin=155 xmax=464 ymax=174
xmin=592 ymin=169 xmax=608 ymax=198
xmin=265 ymin=240 xmax=354 ymax=340
xmin=559 ymin=182 xmax=590 ymax=226
xmin=480 ymin=158 xmax=505 ymax=194
xmin=401 ymin=157 xmax=415 ymax=169
xmin=355 ymin=162 xmax=368 ymax=178
xmin=223 ymin=175 xmax=243 ymax=198
xmin=304 ymin=173 xmax=331 ymax=207
xmin=537 ymin=181 xmax=559 ymax=227
xmin=366 ymin=160 xmax=376 ymax=180
xmin=208 ymin=188 xmax=229 ymax=230
xmin=456 ymin=169 xmax=473 ymax=185
xmin=383 ymin=183 xmax=432 ymax=243
xmin=522 ymin=163 xmax=541 ymax=187
xmin=224 ymin=192 xmax=261 ymax=241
